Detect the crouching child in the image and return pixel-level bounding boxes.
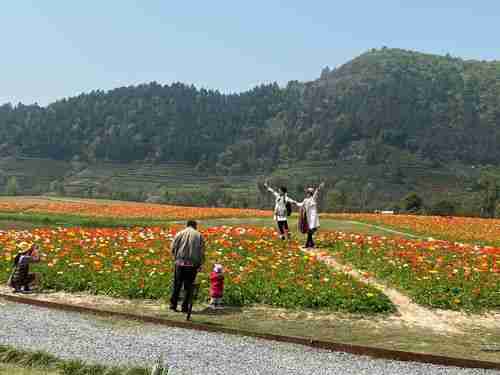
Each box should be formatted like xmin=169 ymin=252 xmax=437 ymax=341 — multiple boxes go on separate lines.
xmin=209 ymin=264 xmax=224 ymax=309
xmin=8 ymin=242 xmax=41 ymax=293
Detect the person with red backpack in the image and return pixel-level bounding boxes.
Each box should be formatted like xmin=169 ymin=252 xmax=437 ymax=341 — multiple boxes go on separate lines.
xmin=295 ymin=182 xmax=325 ymax=249
xmin=264 ymin=181 xmax=296 ymax=240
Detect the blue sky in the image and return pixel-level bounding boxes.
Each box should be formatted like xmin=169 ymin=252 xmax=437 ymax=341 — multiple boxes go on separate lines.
xmin=1 ymin=1 xmax=499 ymax=106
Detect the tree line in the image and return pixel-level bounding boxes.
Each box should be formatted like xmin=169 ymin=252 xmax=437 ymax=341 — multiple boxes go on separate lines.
xmin=1 ymin=48 xmax=499 ymax=173
xmin=1 ymin=48 xmax=500 ymax=216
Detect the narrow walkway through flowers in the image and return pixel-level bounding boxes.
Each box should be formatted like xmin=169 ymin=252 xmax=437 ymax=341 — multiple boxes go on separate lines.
xmin=300 ymin=247 xmax=498 ymax=335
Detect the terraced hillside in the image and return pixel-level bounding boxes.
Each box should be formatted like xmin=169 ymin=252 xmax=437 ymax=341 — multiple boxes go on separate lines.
xmin=62 ymin=160 xmax=261 ymax=205
xmin=0 ymin=157 xmax=71 ymax=194
xmin=0 ymin=155 xmax=486 ymax=211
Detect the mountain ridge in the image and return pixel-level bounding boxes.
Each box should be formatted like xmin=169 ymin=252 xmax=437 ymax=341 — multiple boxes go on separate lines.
xmin=1 ymin=48 xmax=499 ymax=212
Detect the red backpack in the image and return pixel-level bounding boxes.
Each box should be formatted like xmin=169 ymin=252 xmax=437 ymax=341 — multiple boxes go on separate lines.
xmin=298 ymin=206 xmax=309 ymax=234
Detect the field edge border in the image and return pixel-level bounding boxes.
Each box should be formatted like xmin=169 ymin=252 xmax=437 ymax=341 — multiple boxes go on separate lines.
xmin=1 ymin=292 xmax=499 ymax=371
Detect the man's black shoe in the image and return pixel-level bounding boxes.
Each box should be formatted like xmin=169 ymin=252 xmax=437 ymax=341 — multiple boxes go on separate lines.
xmin=169 ymin=305 xmax=178 ymax=312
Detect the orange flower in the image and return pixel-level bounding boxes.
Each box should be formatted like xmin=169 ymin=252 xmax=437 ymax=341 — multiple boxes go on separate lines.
xmin=0 ymin=197 xmax=271 ymax=221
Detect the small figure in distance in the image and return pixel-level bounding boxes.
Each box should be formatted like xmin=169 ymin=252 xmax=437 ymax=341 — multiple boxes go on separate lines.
xmin=8 ymin=242 xmax=41 ymax=293
xmin=263 ymin=180 xmax=296 ymax=240
xmin=295 ymin=182 xmax=325 ymax=249
xmin=209 ymin=263 xmax=224 ymax=310
xmin=170 ymin=220 xmax=205 ymax=313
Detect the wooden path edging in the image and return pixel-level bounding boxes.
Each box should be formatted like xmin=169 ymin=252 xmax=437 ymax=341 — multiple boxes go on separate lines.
xmin=1 ymin=292 xmax=499 ymax=372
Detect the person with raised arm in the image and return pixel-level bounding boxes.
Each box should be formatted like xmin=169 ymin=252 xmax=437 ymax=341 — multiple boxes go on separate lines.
xmin=295 ymin=182 xmax=325 ymax=249
xmin=263 ymin=181 xmax=296 ymax=240
xmin=8 ymin=242 xmax=41 ymax=293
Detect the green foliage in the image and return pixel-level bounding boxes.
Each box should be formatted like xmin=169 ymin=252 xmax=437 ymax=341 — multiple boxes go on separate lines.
xmin=1 ymin=48 xmax=500 ymax=213
xmin=0 ymin=345 xmax=149 ymax=375
xmin=49 ymin=180 xmax=65 ymax=195
xmin=431 ymin=200 xmax=457 ymax=216
xmin=326 ymin=189 xmax=348 ymax=212
xmin=1 ymin=48 xmax=499 ymax=174
xmin=401 ymin=192 xmax=424 ymax=212
xmin=5 ymin=176 xmax=19 ymax=196
xmin=477 ymin=176 xmax=499 ymax=218
xmin=110 ymin=190 xmax=147 ymax=202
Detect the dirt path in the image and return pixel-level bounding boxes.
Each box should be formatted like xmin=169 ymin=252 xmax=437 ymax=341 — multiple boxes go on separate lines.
xmin=301 ymin=247 xmax=500 ymax=335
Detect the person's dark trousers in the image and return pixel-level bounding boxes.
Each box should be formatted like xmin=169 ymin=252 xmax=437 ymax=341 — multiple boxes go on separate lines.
xmin=277 ymin=220 xmax=290 ymax=239
xmin=305 ymin=228 xmax=317 ymax=248
xmin=170 ymin=265 xmax=198 ymax=311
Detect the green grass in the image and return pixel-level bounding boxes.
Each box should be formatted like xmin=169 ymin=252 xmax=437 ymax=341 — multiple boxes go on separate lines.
xmin=0 ymin=219 xmax=46 ymax=231
xmin=198 ymin=216 xmax=416 ymax=237
xmin=0 ymin=212 xmax=168 ymax=228
xmin=0 ymin=345 xmax=149 ymax=375
xmin=0 ymin=209 xmax=420 ymax=238
xmin=0 ymin=364 xmax=57 ymax=375
xmin=330 ymin=218 xmax=423 ymax=238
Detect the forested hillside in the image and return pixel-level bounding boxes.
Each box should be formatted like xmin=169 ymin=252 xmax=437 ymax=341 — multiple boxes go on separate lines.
xmin=2 ymin=48 xmax=500 ymax=168
xmin=1 ymin=48 xmax=500 ymax=213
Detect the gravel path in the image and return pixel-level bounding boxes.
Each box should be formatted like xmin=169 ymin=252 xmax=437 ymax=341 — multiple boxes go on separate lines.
xmin=0 ymin=299 xmax=497 ymax=375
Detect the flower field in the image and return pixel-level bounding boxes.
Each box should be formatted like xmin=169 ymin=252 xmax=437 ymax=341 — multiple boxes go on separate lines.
xmin=0 ymin=197 xmax=271 ymax=220
xmin=328 ymin=213 xmax=500 ymax=245
xmin=319 ymin=232 xmax=500 ymax=311
xmin=0 ymin=225 xmax=393 ymax=313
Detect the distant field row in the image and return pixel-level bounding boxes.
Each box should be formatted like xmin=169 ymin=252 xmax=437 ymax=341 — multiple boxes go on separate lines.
xmin=327 ymin=213 xmax=500 ymax=246
xmin=2 ymin=197 xmax=500 ymax=246
xmin=0 ymin=196 xmax=271 ymax=220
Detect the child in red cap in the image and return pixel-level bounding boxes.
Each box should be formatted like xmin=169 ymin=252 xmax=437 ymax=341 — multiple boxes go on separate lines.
xmin=209 ymin=263 xmax=224 ymax=309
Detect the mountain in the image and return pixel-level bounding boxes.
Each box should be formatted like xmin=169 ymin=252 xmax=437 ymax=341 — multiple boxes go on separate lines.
xmin=295 ymin=48 xmax=500 ymax=164
xmin=1 ymin=48 xmax=499 ymax=212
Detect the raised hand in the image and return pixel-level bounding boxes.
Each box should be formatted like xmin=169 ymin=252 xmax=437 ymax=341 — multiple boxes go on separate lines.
xmin=31 ymin=245 xmax=39 ymax=255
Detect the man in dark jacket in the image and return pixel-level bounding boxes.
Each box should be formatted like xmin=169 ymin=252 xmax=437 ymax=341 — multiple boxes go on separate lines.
xmin=170 ymin=220 xmax=205 ymax=312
